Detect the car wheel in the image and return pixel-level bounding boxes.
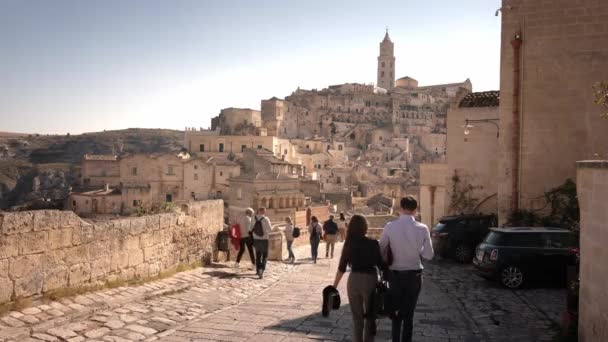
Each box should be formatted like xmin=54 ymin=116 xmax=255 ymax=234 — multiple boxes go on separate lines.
xmin=501 ymin=266 xmax=525 ymax=289
xmin=454 ymin=244 xmax=472 ymax=263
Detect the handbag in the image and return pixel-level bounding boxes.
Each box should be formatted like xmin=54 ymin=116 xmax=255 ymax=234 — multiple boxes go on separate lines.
xmin=366 ymin=269 xmax=394 ymax=335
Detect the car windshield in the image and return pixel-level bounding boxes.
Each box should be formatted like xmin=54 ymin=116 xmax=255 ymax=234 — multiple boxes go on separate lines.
xmin=433 ymin=223 xmax=447 ymax=231
xmin=484 ymin=231 xmax=503 ymax=245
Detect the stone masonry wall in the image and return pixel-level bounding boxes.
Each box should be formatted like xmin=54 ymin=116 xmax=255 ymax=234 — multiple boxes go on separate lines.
xmin=576 ymin=161 xmax=608 ymax=342
xmin=0 ymin=200 xmax=224 ymax=306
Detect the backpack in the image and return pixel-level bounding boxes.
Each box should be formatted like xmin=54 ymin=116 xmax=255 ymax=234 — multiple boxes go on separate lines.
xmin=310 ymin=223 xmax=319 ymax=238
xmin=292 ymin=227 xmax=301 ymax=238
xmin=252 ymin=217 xmax=264 ymax=237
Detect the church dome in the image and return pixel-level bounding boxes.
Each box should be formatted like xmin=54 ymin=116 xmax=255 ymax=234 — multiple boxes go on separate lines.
xmin=395 ymin=76 xmax=418 ymax=89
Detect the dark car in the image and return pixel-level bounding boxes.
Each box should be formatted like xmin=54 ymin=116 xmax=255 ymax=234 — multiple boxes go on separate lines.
xmin=431 ymin=214 xmax=497 ymax=263
xmin=473 ymin=227 xmax=576 ymax=289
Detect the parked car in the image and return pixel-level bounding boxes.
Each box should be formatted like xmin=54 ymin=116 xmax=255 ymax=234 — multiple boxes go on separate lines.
xmin=473 ymin=227 xmax=576 ymax=289
xmin=431 ymin=214 xmax=497 ymax=263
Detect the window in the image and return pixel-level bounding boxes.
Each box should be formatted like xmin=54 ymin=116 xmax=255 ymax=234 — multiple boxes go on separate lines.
xmin=133 ymin=200 xmax=141 ymax=207
xmin=241 ymin=145 xmax=247 ymax=152
xmin=167 ymin=165 xmax=174 ymax=175
xmin=220 ymin=171 xmax=223 ymax=176
xmin=194 ymin=173 xmax=198 ymax=180
xmin=219 ymin=143 xmax=224 ymax=152
xmin=194 ymin=165 xmax=198 ymax=170
xmin=257 ymin=145 xmax=262 ymax=149
xmin=381 ymin=71 xmax=385 ymax=77
xmin=191 ymin=192 xmax=195 ymax=199
xmin=244 ymin=119 xmax=248 ymax=125
xmin=199 ymin=144 xmax=205 ymax=152
xmin=338 ymin=145 xmax=343 ymax=151
xmin=166 ymin=194 xmax=173 ymax=203
xmin=132 ymin=167 xmax=138 ymax=176
xmin=381 ymin=62 xmax=385 ymax=68
xmin=284 ymin=149 xmax=287 ymax=155
xmin=72 ymin=200 xmax=76 ymax=206
xmin=237 ymin=188 xmax=242 ymax=200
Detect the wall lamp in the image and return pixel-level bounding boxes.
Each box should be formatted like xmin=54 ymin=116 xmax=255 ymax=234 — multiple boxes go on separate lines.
xmin=462 ymin=118 xmax=500 ymax=138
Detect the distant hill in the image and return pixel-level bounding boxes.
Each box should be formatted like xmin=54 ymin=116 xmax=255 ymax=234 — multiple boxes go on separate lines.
xmin=0 ymin=128 xmax=184 ymax=210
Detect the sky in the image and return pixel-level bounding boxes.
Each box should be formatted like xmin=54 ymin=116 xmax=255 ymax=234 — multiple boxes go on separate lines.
xmin=0 ymin=0 xmax=502 ymax=134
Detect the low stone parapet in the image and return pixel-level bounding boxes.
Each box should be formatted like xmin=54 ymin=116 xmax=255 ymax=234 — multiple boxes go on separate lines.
xmin=0 ymin=200 xmax=224 ymax=306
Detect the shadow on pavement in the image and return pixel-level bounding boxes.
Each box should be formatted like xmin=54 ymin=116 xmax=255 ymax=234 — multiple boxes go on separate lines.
xmin=263 ymin=303 xmax=393 ymax=341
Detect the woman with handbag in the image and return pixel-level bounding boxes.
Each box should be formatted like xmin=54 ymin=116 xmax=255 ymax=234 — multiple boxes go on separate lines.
xmin=332 ymin=215 xmax=385 ymax=342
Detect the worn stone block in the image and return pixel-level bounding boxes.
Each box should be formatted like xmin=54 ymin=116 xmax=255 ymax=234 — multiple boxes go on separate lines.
xmin=0 ymin=277 xmax=13 ymax=303
xmin=89 ymin=240 xmax=111 ymax=260
xmin=49 ymin=229 xmax=73 ymax=249
xmin=0 ymin=259 xmax=7 ymax=277
xmin=110 ymin=251 xmax=129 ymax=271
xmin=128 ymin=249 xmax=144 ymax=267
xmin=143 ymin=246 xmax=163 ymax=262
xmin=126 ymin=237 xmax=140 ymax=251
xmin=64 ymin=245 xmax=90 ymax=266
xmin=19 ymin=230 xmax=49 ymax=255
xmin=13 ymin=270 xmax=44 ymax=298
xmin=159 ymin=213 xmax=176 ymax=229
xmin=68 ymin=263 xmax=91 ymax=286
xmin=140 ymin=233 xmax=154 ymax=248
xmin=129 ymin=217 xmax=147 ymax=236
xmin=1 ymin=212 xmax=34 ymax=235
xmin=33 ymin=211 xmax=75 ymax=231
xmin=0 ymin=235 xmax=19 ymax=258
xmin=72 ymin=224 xmax=94 ymax=245
xmin=91 ymin=257 xmax=111 ymax=280
xmin=10 ymin=254 xmax=43 ymax=279
xmin=119 ymin=268 xmax=135 ymax=281
xmin=134 ymin=264 xmax=148 ymax=279
xmin=43 ymin=265 xmax=68 ymax=292
xmin=148 ymin=261 xmax=161 ymax=277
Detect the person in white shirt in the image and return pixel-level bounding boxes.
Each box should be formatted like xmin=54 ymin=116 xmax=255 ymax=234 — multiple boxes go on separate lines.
xmin=379 ymin=196 xmax=434 ymax=342
xmin=284 ymin=217 xmax=295 ymax=263
xmin=235 ymin=208 xmax=256 ymax=269
xmin=251 ymin=207 xmax=272 ymax=279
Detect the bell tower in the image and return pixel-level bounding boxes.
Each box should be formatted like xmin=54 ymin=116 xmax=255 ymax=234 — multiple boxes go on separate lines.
xmin=377 ymin=28 xmax=395 ymax=91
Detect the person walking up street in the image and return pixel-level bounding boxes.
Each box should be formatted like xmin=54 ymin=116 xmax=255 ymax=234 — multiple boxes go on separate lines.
xmin=251 ymin=207 xmax=272 ymax=279
xmin=323 ymin=215 xmax=339 ymax=258
xmin=309 ymin=216 xmax=323 ymax=263
xmin=235 ymin=208 xmax=256 ymax=269
xmin=333 ymin=215 xmax=385 ymax=342
xmin=379 ymin=196 xmax=434 ymax=342
xmin=338 ymin=212 xmax=348 ymax=242
xmin=284 ymin=216 xmax=296 ymax=263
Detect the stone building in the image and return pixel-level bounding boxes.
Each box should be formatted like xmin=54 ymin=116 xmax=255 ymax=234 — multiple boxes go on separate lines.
xmin=496 ymin=0 xmax=608 ymax=226
xmin=377 ymin=30 xmax=396 ymax=91
xmin=80 ymin=154 xmax=120 ymax=187
xmin=418 ymin=91 xmax=499 ymax=227
xmin=211 ymin=107 xmax=262 ymax=135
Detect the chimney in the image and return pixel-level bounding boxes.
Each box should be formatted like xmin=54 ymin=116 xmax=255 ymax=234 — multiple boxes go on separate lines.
xmin=104 ymin=184 xmax=110 ymax=192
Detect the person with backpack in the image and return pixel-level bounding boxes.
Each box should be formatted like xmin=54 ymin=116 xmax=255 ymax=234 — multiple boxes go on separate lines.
xmin=332 ymin=214 xmax=385 ymax=342
xmin=251 ymin=207 xmax=272 ymax=279
xmin=284 ymin=216 xmax=296 ymax=263
xmin=323 ymin=215 xmax=339 ymax=258
xmin=235 ymin=208 xmax=255 ymax=269
xmin=309 ymin=216 xmax=323 ymax=263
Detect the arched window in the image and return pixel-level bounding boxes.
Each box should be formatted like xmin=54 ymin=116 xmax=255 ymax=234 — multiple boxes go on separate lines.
xmin=381 ymin=71 xmax=385 ymax=77
xmin=382 ymin=62 xmax=385 ymax=68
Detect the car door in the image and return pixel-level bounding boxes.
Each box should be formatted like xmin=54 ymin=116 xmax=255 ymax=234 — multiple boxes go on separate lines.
xmin=540 ymin=232 xmax=572 ymax=281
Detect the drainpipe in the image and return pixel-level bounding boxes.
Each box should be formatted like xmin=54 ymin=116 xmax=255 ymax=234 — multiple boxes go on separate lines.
xmin=430 ymin=186 xmax=436 ymax=226
xmin=510 ymin=32 xmax=522 ymax=212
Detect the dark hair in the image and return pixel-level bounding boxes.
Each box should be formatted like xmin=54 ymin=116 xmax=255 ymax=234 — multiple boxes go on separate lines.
xmin=342 ymin=215 xmax=369 ymax=264
xmin=311 ymin=216 xmax=318 ymax=223
xmin=400 ymin=196 xmax=418 ymax=211
xmin=339 ymin=212 xmax=346 ymax=221
xmin=346 ymin=214 xmax=368 ymax=240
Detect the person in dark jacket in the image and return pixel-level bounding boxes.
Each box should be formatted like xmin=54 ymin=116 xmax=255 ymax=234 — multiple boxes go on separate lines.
xmin=333 ymin=215 xmax=385 ymax=342
xmin=323 ymin=215 xmax=339 ymax=258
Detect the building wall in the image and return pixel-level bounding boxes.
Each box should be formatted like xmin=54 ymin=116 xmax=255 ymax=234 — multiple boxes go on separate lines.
xmin=184 ymin=135 xmax=277 ymax=156
xmin=419 ymin=163 xmax=447 ymax=228
xmin=81 ymin=159 xmax=120 ymax=187
xmin=497 ymin=0 xmax=608 ymax=223
xmin=69 ymin=193 xmax=122 ymax=216
xmin=446 ymin=105 xmax=499 ymax=215
xmin=0 ymin=200 xmax=224 ymax=305
xmin=183 ymin=159 xmax=214 ymax=200
xmin=577 ymin=161 xmax=608 ymax=342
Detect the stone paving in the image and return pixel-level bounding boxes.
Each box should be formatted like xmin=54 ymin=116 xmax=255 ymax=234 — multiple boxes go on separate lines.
xmin=0 ymin=243 xmax=565 ymax=342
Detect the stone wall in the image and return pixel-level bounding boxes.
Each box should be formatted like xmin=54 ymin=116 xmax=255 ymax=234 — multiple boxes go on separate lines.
xmin=497 ymin=0 xmax=608 ymax=224
xmin=576 ymin=161 xmax=608 ymax=342
xmin=0 ymin=200 xmax=224 ymax=305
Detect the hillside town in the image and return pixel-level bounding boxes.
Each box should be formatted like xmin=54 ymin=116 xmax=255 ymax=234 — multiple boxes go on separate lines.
xmin=1 ymin=1 xmax=608 ymax=342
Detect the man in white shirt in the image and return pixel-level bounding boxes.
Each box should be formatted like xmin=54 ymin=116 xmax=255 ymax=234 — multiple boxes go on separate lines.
xmin=235 ymin=208 xmax=255 ymax=269
xmin=379 ymin=196 xmax=434 ymax=342
xmin=251 ymin=207 xmax=272 ymax=279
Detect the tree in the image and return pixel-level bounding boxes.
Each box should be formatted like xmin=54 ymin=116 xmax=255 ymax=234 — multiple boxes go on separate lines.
xmin=593 ymin=81 xmax=608 ymax=118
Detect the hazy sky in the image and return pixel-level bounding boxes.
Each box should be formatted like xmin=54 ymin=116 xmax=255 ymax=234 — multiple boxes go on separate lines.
xmin=0 ymin=0 xmax=502 ymax=134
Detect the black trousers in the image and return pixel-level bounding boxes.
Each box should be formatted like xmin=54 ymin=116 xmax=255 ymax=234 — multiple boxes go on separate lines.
xmin=389 ymin=270 xmax=422 ymax=342
xmin=236 ymin=236 xmax=255 ymax=264
xmin=253 ymin=239 xmax=269 ymax=273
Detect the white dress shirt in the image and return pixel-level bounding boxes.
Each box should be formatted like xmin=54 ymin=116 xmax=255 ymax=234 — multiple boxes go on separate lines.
xmin=379 ymin=215 xmax=434 ymax=271
xmin=239 ymin=215 xmax=252 ymax=237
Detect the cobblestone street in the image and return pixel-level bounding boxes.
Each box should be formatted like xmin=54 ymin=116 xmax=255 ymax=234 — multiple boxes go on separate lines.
xmin=0 ymin=243 xmax=565 ymax=342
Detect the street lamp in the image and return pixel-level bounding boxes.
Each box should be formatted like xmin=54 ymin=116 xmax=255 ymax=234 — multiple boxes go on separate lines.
xmin=461 ymin=118 xmax=500 ymax=138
